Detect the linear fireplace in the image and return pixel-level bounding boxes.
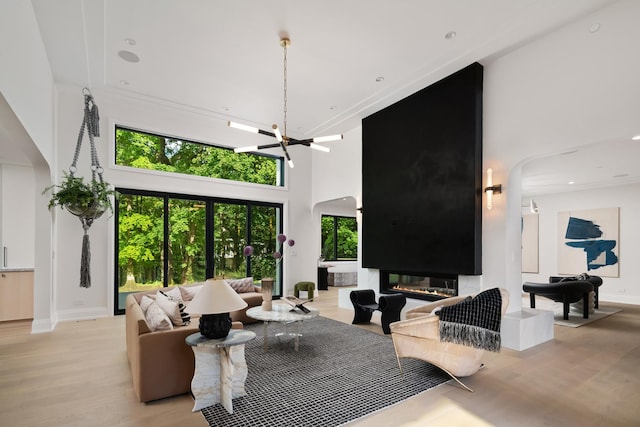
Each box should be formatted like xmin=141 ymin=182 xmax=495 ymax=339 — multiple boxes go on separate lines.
xmin=380 ymin=271 xmax=458 ymax=302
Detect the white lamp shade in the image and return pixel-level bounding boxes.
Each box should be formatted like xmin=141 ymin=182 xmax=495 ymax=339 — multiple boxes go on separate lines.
xmin=186 ymin=279 xmax=248 ymax=314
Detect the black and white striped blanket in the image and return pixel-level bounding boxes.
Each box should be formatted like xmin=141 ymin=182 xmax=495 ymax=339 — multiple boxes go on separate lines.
xmin=437 ymin=287 xmax=503 ymax=352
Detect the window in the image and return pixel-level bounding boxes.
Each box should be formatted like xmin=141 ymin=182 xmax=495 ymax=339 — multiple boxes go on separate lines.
xmin=115 ymin=126 xmax=284 ymax=186
xmin=115 ymin=188 xmax=283 ymax=314
xmin=321 ymin=215 xmax=358 ymax=261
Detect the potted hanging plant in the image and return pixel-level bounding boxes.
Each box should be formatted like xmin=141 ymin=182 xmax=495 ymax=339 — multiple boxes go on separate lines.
xmin=43 ymin=171 xmax=118 ymax=219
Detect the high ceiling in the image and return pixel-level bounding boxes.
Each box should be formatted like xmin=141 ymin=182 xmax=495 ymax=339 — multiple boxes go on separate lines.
xmin=14 ymin=0 xmax=638 ymax=195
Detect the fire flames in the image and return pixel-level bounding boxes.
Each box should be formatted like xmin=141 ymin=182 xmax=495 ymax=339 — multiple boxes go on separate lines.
xmin=392 ymin=285 xmax=456 ymax=299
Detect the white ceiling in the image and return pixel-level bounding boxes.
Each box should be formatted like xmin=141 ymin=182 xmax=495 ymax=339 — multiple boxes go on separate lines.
xmin=14 ymin=0 xmax=637 ymax=195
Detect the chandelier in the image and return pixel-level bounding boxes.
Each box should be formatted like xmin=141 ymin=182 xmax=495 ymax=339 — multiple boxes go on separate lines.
xmin=228 ymin=35 xmax=343 ymax=168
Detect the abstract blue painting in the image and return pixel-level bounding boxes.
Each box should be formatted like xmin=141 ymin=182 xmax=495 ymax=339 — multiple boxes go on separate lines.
xmin=558 ymin=208 xmax=619 ymax=277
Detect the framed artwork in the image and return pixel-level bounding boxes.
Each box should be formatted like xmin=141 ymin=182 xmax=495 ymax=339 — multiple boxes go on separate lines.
xmin=521 ymin=214 xmax=539 ymax=273
xmin=557 ymin=207 xmax=619 ymax=277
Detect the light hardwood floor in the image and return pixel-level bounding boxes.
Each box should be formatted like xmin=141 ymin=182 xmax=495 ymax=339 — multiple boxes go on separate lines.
xmin=1 ymin=287 xmax=638 ymax=427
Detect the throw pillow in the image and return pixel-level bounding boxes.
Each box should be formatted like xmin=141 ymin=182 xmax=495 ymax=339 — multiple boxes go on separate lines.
xmin=180 ymin=284 xmax=203 ymax=301
xmin=225 ymin=277 xmax=255 ymax=293
xmin=140 ymin=296 xmax=173 ymax=332
xmin=160 ymin=290 xmax=191 ymax=326
xmin=139 ymin=295 xmax=154 ymax=312
xmin=156 ymin=290 xmax=189 ymax=326
xmin=163 ymin=286 xmax=183 ymax=301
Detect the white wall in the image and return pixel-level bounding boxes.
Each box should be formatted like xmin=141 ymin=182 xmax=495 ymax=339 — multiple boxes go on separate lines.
xmin=522 ymin=183 xmax=640 ymax=305
xmin=53 ymin=85 xmax=314 ymax=320
xmin=311 ymin=126 xmax=362 ymax=207
xmin=0 ymin=0 xmax=55 ymax=165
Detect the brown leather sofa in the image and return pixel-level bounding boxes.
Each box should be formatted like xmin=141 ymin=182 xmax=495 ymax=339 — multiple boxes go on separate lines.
xmin=125 ymin=281 xmax=262 ymax=402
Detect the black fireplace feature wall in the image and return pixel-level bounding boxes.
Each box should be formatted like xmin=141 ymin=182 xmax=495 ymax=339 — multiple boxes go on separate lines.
xmin=381 ymin=271 xmax=458 ymax=301
xmin=361 ymin=62 xmax=483 ymax=277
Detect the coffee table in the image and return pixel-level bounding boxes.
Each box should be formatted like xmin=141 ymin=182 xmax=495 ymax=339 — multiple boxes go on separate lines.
xmin=246 ymin=303 xmax=319 ymax=351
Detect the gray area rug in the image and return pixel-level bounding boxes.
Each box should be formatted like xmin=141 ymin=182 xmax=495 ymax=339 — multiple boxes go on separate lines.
xmin=201 ymin=316 xmax=450 ymax=426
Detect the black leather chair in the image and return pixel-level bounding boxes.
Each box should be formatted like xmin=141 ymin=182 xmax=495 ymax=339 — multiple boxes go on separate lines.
xmin=549 ymin=275 xmax=603 ymax=309
xmin=523 ymin=281 xmax=593 ymax=320
xmin=350 ymin=290 xmax=406 ymax=334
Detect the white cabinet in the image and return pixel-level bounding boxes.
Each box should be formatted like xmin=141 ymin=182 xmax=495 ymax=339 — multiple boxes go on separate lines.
xmin=0 ymin=270 xmax=34 ymax=321
xmin=0 ymin=164 xmax=35 ymax=268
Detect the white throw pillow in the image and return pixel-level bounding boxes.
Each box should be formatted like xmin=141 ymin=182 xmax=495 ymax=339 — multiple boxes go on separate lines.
xmin=140 ymin=296 xmax=173 ymax=332
xmin=164 ymin=286 xmax=183 ymax=301
xmin=139 ymin=295 xmax=154 ymax=312
xmin=156 ymin=290 xmax=188 ymax=326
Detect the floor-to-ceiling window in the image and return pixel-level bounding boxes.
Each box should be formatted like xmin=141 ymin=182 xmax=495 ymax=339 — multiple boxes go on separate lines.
xmin=115 ymin=189 xmax=282 ymax=314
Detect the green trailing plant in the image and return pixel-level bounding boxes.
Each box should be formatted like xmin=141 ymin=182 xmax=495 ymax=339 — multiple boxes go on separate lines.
xmin=43 ymin=172 xmax=118 ymax=219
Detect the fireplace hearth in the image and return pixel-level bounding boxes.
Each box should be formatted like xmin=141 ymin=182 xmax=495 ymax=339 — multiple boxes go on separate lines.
xmin=381 ymin=272 xmax=458 ymax=302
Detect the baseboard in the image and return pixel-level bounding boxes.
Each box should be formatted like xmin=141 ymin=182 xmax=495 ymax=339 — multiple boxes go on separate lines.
xmin=600 ymin=294 xmax=640 ymax=305
xmin=56 ymin=306 xmax=110 ymax=322
xmin=31 ymin=317 xmax=56 ymax=334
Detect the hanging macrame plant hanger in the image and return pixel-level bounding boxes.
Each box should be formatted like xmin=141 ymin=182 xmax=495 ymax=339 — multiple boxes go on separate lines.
xmin=67 ymin=88 xmax=104 ymax=288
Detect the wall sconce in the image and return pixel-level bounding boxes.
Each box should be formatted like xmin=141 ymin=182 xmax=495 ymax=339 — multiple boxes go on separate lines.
xmin=356 ymin=195 xmax=363 ymax=223
xmin=484 ymin=168 xmax=502 ymax=210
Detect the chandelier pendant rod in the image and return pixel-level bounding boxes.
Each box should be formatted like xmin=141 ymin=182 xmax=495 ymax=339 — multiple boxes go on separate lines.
xmin=282 ymin=37 xmax=289 ymax=142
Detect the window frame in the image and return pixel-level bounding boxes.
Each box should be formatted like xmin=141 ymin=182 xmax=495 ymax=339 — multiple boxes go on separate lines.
xmin=320 ymin=214 xmax=358 ymax=261
xmin=114 ymin=125 xmax=286 ymax=187
xmin=114 ymin=187 xmax=284 ymax=315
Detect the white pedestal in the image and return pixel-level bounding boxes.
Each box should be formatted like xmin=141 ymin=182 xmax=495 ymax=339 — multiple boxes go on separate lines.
xmin=338 ymin=287 xmax=353 ymax=309
xmin=501 ymin=308 xmax=554 ymax=351
xmin=186 ymin=330 xmax=255 ymax=413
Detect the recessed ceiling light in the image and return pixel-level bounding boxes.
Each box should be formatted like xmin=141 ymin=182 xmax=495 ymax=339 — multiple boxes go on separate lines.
xmin=119 ymin=80 xmax=130 ymax=86
xmin=445 ymin=31 xmax=456 ymax=40
xmin=375 ymin=76 xmax=384 ymax=82
xmin=568 ymin=181 xmax=575 ymax=185
xmin=124 ymin=38 xmax=136 ymax=46
xmin=632 ymin=134 xmax=640 ymax=141
xmin=589 ymin=23 xmax=601 ymax=33
xmin=118 ymin=50 xmax=140 ymax=63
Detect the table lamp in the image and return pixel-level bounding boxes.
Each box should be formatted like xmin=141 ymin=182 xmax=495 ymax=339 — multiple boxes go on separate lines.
xmin=186 ymin=279 xmax=248 ymax=339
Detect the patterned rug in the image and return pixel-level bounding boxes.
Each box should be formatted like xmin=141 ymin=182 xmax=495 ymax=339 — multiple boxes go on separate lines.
xmin=201 ymin=316 xmax=450 ymax=427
